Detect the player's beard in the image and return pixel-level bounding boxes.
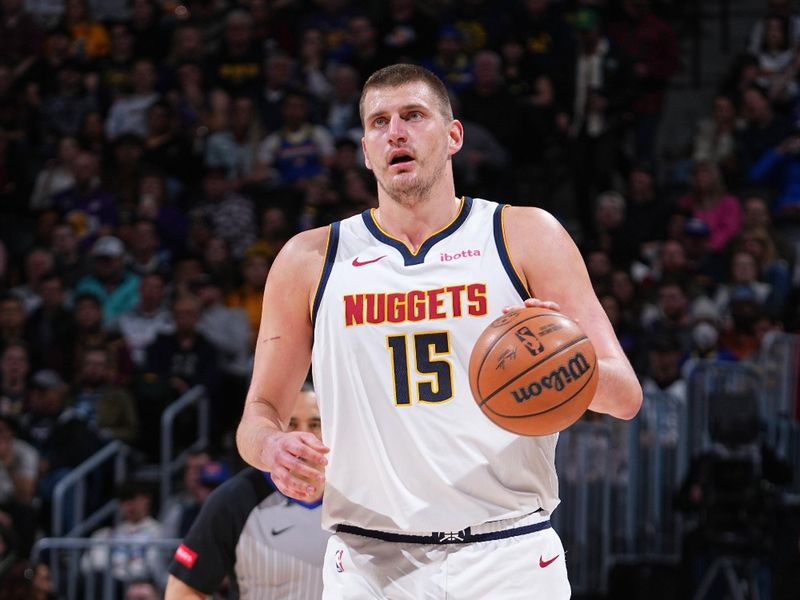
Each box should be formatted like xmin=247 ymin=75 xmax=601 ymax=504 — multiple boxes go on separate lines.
xmin=376 ymin=160 xmax=441 ymax=208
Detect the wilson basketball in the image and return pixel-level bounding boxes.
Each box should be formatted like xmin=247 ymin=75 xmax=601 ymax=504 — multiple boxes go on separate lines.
xmin=469 ymin=306 xmax=598 ymax=436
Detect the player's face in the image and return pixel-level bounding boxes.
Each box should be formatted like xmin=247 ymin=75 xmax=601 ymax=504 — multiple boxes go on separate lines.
xmin=288 ymin=391 xmax=322 ymax=441
xmin=361 ymin=81 xmax=461 ymax=206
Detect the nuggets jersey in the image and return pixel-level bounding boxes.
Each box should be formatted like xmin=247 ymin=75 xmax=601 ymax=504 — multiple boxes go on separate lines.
xmin=311 ymin=197 xmax=559 ymax=533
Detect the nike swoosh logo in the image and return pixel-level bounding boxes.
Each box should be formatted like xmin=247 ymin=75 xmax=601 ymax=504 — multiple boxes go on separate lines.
xmin=539 ymin=554 xmax=559 ymax=568
xmin=352 ymin=255 xmax=386 ymax=267
xmin=271 ymin=526 xmax=293 ymax=536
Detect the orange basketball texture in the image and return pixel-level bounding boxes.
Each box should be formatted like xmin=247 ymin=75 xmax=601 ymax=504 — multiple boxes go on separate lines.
xmin=468 ymin=306 xmax=599 ymax=436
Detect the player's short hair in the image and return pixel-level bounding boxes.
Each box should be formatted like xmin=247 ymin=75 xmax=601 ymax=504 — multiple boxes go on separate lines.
xmin=359 ymin=64 xmax=453 ymax=125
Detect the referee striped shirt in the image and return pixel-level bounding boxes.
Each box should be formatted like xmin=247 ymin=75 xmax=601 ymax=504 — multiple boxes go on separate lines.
xmin=168 ymin=468 xmax=330 ymax=599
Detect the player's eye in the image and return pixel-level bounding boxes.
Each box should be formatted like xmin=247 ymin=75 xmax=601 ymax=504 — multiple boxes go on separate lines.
xmin=373 ymin=117 xmax=387 ymax=127
xmin=287 ymin=419 xmax=298 ymax=431
xmin=407 ymin=111 xmax=423 ymax=121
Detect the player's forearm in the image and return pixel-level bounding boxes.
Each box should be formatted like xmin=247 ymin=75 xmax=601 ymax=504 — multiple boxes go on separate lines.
xmin=236 ymin=397 xmax=286 ymax=472
xmin=164 ymin=575 xmax=208 ymax=600
xmin=588 ymin=357 xmax=643 ymax=420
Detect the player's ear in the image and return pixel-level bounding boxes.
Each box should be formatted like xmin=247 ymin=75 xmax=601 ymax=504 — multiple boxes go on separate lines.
xmin=448 ymin=120 xmax=464 ymax=156
xmin=362 ymin=137 xmax=373 ymax=170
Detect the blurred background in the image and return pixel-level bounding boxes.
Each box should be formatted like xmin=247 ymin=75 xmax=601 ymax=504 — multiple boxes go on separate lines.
xmin=0 ymin=0 xmax=798 ymax=598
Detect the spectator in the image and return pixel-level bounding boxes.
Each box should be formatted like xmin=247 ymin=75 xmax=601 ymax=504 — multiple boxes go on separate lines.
xmin=116 ymin=272 xmax=174 ymax=368
xmin=71 ymin=292 xmax=134 ymax=386
xmin=207 ymin=9 xmax=264 ymax=97
xmin=510 ymin=0 xmax=573 ymax=84
xmin=342 ymin=13 xmax=391 ymax=85
xmin=129 ymin=0 xmax=171 ymax=61
xmin=754 ymin=14 xmax=797 ymax=106
xmin=322 ymin=63 xmax=363 ymax=141
xmin=165 ymin=386 xmax=330 ymax=599
xmin=40 ymin=59 xmax=98 ymax=140
xmin=607 ymin=0 xmax=679 ymax=163
xmin=733 ymin=225 xmax=792 ymax=317
xmin=199 ymin=236 xmax=238 ymax=293
xmin=81 ymin=480 xmax=164 ymax=593
xmin=190 ymin=166 xmax=257 ymax=260
xmin=713 ymin=251 xmax=773 ymax=321
xmin=104 ymin=58 xmax=160 ymax=141
xmin=641 ymin=279 xmax=694 ymax=354
xmin=124 ymin=579 xmax=161 ymax=600
xmin=48 ymin=223 xmax=87 ymax=290
xmin=736 ymin=83 xmax=792 ymax=173
xmin=18 ymin=369 xmax=100 ymax=532
xmin=158 ymin=450 xmax=210 ymax=540
xmin=421 ymin=25 xmax=473 ymax=95
xmin=97 ymin=21 xmax=137 ymax=107
xmin=718 ymin=284 xmax=768 ymax=360
xmin=748 ymin=123 xmax=800 ymax=219
xmin=0 ymin=295 xmax=26 ymax=355
xmin=566 ymin=7 xmax=634 ymax=239
xmin=226 ymin=247 xmax=270 ymax=340
xmin=587 ymin=190 xmax=638 ymax=269
xmin=296 ymin=26 xmax=333 ymax=104
xmin=0 ymin=414 xmax=39 ymax=556
xmin=24 ymin=272 xmax=72 ymax=374
xmin=0 ymin=0 xmax=44 ymax=79
xmin=0 ymin=560 xmax=54 ymax=600
xmin=140 ymin=294 xmax=219 ymax=456
xmin=63 ymin=0 xmax=110 ymax=59
xmin=70 ymin=347 xmax=138 ymax=444
xmin=75 ymin=235 xmax=140 ymax=328
xmin=691 ymin=94 xmax=740 ymax=186
xmin=204 ymin=95 xmax=264 ymax=186
xmin=126 ymin=219 xmax=171 ymax=278
xmin=458 ymin=50 xmax=518 ymax=156
xmin=193 ymin=273 xmax=252 ymax=434
xmin=678 ymin=160 xmax=744 ymax=253
xmin=105 ymin=133 xmax=146 ymax=212
xmin=0 ymin=343 xmax=29 ymax=420
xmin=748 ymin=0 xmax=800 ymax=57
xmin=253 ymin=89 xmax=336 ymax=190
xmin=50 ymin=151 xmax=116 ymax=244
xmin=740 ymin=191 xmax=795 ymax=261
xmin=134 ymin=171 xmax=189 ymax=256
xmin=640 ymin=333 xmax=687 ymax=401
xmin=29 ymin=135 xmax=79 ymax=212
xmin=10 ymin=246 xmax=53 ymax=315
xmin=378 ymin=0 xmax=438 ymax=62
xmin=141 ymin=100 xmax=196 ymax=188
xmin=257 ymin=50 xmax=297 ymax=133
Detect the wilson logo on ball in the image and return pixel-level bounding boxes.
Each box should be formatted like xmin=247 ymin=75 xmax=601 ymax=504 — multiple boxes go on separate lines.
xmin=510 ymin=352 xmax=592 ymax=404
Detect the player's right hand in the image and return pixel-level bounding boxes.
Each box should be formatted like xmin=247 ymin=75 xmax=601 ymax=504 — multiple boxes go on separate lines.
xmin=264 ymin=431 xmax=329 ymax=501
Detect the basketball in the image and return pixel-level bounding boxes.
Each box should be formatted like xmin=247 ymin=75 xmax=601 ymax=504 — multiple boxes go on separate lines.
xmin=468 ymin=306 xmax=599 ymax=436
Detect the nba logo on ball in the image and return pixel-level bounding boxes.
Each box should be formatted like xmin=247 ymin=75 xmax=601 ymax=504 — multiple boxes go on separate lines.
xmin=469 ymin=307 xmax=599 ymax=436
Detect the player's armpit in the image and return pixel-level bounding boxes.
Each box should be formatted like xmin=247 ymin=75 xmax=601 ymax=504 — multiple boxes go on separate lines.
xmin=164 ymin=574 xmax=207 ymax=600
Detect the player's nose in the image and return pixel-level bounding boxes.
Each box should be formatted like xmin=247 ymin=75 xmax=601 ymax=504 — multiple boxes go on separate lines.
xmin=387 ymin=115 xmax=407 ymax=143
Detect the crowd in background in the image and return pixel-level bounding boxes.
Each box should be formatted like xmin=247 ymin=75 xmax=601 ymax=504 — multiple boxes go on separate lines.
xmin=0 ymin=0 xmax=799 ymax=596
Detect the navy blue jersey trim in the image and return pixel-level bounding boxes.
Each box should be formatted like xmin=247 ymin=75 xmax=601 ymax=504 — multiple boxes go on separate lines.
xmin=493 ymin=204 xmax=529 ymax=300
xmin=312 ymin=222 xmax=340 ymax=326
xmin=336 ymin=518 xmax=551 ymax=545
xmin=361 ymin=197 xmax=474 ymax=266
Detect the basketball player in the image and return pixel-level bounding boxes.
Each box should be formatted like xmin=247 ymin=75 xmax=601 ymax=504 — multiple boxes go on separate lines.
xmin=165 ymin=386 xmax=330 ymax=599
xmin=237 ymin=64 xmax=642 ymax=599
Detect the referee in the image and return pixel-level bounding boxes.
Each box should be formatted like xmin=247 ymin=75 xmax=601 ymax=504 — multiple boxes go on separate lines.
xmin=165 ymin=386 xmax=330 ymax=599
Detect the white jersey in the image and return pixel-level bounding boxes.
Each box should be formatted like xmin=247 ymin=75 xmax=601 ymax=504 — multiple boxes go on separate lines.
xmin=311 ymin=197 xmax=559 ymax=533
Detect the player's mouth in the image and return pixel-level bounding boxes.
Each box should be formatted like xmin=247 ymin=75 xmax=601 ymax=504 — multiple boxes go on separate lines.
xmin=388 ymin=150 xmax=415 ymax=171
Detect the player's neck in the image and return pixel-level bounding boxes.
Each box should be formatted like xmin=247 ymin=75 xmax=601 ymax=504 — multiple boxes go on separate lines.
xmin=374 ymin=194 xmax=461 ymax=252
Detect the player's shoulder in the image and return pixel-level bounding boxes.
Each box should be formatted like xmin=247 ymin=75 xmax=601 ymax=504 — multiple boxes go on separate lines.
xmin=502 ymin=205 xmax=566 ymax=243
xmin=269 ymin=225 xmax=333 ymax=283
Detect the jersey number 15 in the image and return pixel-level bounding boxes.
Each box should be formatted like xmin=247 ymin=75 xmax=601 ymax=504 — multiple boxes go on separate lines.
xmin=386 ymin=332 xmax=454 ymax=405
